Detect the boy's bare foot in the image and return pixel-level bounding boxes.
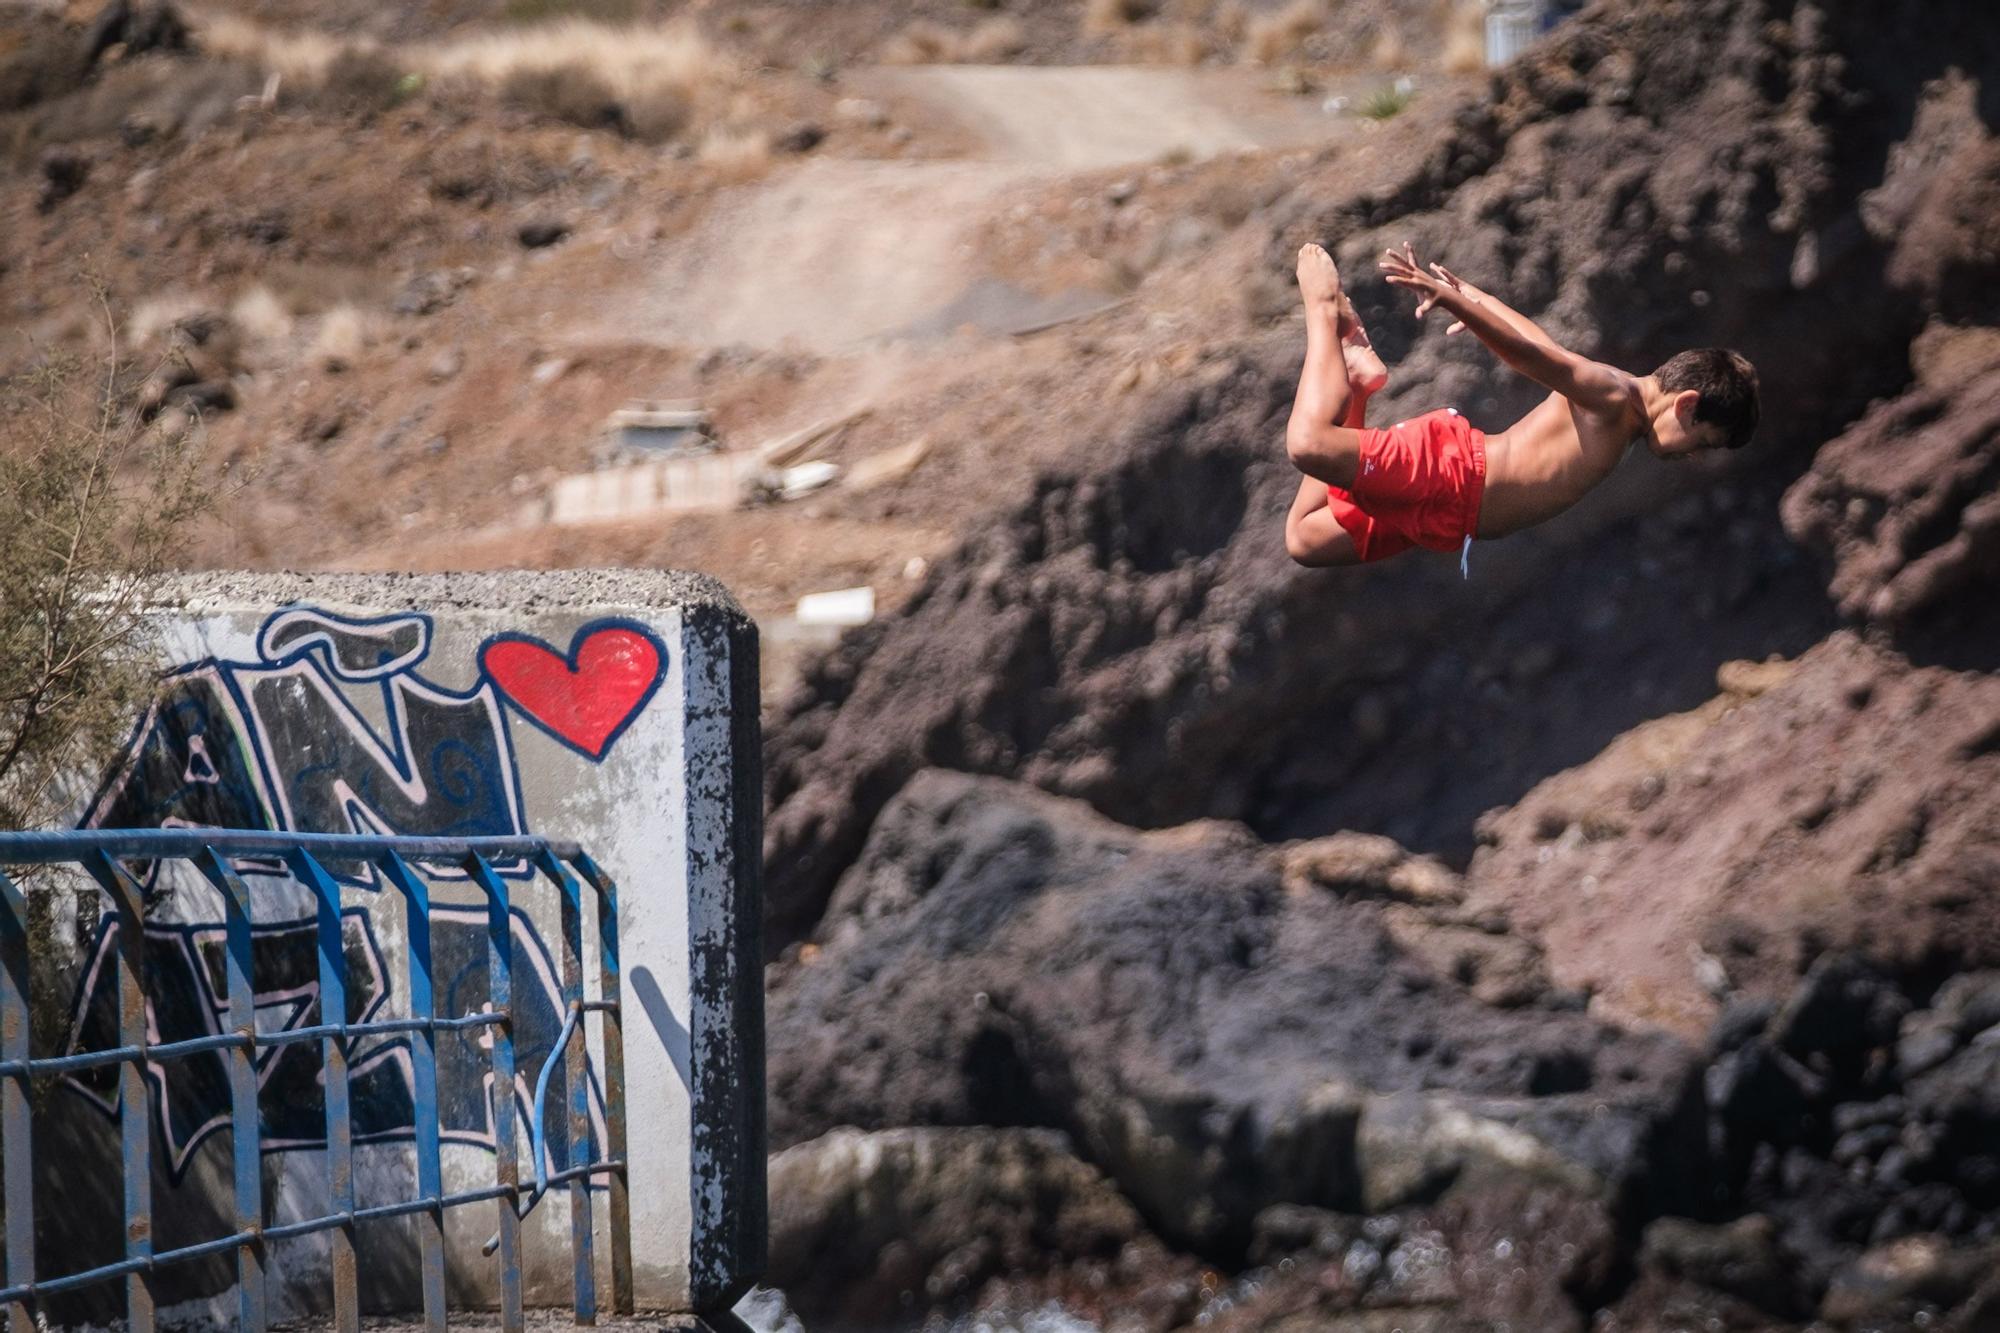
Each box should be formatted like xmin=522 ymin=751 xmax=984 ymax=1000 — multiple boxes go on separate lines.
xmin=1296 ymin=243 xmax=1342 ymax=308
xmin=1339 ymin=293 xmax=1389 ymax=394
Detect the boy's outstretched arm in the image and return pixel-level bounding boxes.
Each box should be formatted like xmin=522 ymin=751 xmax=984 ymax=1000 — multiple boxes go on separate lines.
xmin=1379 ymin=243 xmax=1632 ymax=417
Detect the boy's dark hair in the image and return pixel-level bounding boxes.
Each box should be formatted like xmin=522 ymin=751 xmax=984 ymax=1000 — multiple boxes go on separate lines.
xmin=1654 ymin=348 xmax=1760 ymax=450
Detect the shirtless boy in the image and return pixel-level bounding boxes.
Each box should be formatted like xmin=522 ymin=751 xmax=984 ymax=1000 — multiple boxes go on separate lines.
xmin=1281 ymin=241 xmax=1759 ymax=571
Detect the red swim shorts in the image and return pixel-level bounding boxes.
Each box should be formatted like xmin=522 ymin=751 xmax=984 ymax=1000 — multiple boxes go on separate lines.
xmin=1327 ymin=407 xmax=1487 ymax=563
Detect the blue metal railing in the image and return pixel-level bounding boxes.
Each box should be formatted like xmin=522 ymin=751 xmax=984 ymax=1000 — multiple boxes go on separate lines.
xmin=0 ymin=830 xmax=633 ymax=1333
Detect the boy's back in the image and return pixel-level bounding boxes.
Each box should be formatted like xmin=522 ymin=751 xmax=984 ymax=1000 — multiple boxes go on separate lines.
xmin=1280 ymin=240 xmax=1760 ymax=569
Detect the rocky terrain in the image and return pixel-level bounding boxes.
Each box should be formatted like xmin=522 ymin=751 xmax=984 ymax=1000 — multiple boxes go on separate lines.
xmin=6 ymin=0 xmax=1999 ymax=1328
xmin=752 ymin=0 xmax=2000 ymax=1328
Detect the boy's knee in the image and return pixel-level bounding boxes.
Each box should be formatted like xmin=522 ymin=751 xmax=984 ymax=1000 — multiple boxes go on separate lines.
xmin=1286 ymin=421 xmax=1357 ymax=485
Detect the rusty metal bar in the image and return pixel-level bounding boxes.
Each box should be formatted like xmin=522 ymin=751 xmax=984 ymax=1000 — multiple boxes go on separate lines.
xmin=0 ymin=872 xmax=33 ymax=1333
xmin=198 ymin=849 xmax=269 ymax=1333
xmin=0 ymin=832 xmax=635 ymax=1325
xmin=573 ymin=853 xmax=632 ymax=1315
xmin=465 ymin=853 xmax=524 ymax=1333
xmin=379 ymin=852 xmax=448 ymax=1333
xmin=537 ymin=850 xmax=597 ymax=1326
xmin=85 ymin=852 xmax=155 ymax=1333
xmin=288 ymin=850 xmax=358 ymax=1333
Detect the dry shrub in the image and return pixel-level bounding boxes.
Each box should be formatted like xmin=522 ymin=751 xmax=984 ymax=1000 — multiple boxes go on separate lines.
xmin=1127 ymin=21 xmax=1209 ymax=65
xmin=1243 ymin=0 xmax=1324 ymax=66
xmin=320 ymin=46 xmax=409 ymax=112
xmin=126 ymin=293 xmax=207 ymax=353
xmin=1442 ymin=0 xmax=1485 ymax=73
xmin=421 ymin=18 xmax=730 ymax=136
xmin=0 ymin=14 xmax=93 ymax=114
xmin=0 ymin=303 xmax=211 ymax=832
xmin=622 ymin=83 xmax=692 ymax=142
xmin=879 ymin=20 xmax=957 ymax=64
xmin=960 ymin=16 xmax=1027 ymax=62
xmin=696 ymin=125 xmax=772 ymax=180
xmin=310 ymin=305 xmax=372 ymax=373
xmin=500 ymin=63 xmax=623 ymax=130
xmin=1084 ymin=0 xmax=1159 ymax=36
xmin=229 ymin=285 xmax=293 ymax=347
xmin=1371 ymin=24 xmax=1408 ymax=70
xmin=198 ymin=14 xmax=730 ymax=143
xmin=194 ymin=14 xmax=349 ymax=84
xmin=881 ymin=16 xmax=1024 ymax=65
xmin=1212 ymin=0 xmax=1249 ymax=45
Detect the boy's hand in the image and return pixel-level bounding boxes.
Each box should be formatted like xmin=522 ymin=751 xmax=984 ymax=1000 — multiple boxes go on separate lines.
xmin=1379 ymin=242 xmax=1477 ymax=333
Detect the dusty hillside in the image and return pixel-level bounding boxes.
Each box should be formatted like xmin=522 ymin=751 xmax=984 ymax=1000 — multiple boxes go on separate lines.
xmin=7 ymin=0 xmax=1999 ymax=1328
xmin=753 ymin=0 xmax=2000 ymax=1328
xmin=2 ymin=0 xmax=1482 ymax=707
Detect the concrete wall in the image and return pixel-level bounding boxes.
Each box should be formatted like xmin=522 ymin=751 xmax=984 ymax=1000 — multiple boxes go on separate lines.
xmin=17 ymin=571 xmax=763 ymax=1325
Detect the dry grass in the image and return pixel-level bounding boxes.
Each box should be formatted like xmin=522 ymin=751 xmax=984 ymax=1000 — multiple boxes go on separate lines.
xmin=1126 ymin=21 xmax=1210 ymax=65
xmin=126 ymin=292 xmax=208 ymax=352
xmin=1242 ymin=0 xmax=1325 ymax=66
xmin=229 ymin=285 xmax=294 ymax=347
xmin=881 ymin=15 xmax=1026 ymax=64
xmin=880 ymin=20 xmax=958 ymax=64
xmin=961 ymin=16 xmax=1028 ymax=62
xmin=1371 ymin=23 xmax=1409 ymax=70
xmin=1083 ymin=0 xmax=1160 ymax=36
xmin=696 ymin=125 xmax=773 ymax=181
xmin=1442 ymin=0 xmax=1486 ymax=73
xmin=194 ymin=15 xmax=350 ymax=83
xmin=309 ymin=305 xmax=373 ymax=373
xmin=192 ymin=13 xmax=737 ymax=140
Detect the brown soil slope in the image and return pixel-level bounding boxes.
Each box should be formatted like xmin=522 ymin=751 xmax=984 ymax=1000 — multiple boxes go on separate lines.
xmin=764 ymin=0 xmax=2000 ymax=946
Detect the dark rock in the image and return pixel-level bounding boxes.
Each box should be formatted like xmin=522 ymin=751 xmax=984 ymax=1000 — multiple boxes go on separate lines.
xmin=516 ymin=220 xmax=569 ymax=248
xmin=766 ymin=772 xmax=1697 ymax=1261
xmin=38 ymin=150 xmax=89 ymax=212
xmin=1782 ymin=341 xmax=2000 ymax=633
xmin=392 ymin=267 xmax=476 ymax=317
xmin=773 ymin=121 xmax=824 ymax=154
xmin=1821 ymin=1236 xmax=2000 ymax=1329
xmin=84 ymin=0 xmax=188 ymax=63
xmin=764 ymin=1125 xmax=1151 ymax=1325
xmin=1770 ymin=955 xmax=1911 ymax=1073
xmin=1639 ymin=1214 xmax=1798 ymax=1317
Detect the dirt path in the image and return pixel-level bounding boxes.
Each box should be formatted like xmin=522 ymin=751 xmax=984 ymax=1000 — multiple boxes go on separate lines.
xmin=593 ymin=65 xmax=1335 ymax=354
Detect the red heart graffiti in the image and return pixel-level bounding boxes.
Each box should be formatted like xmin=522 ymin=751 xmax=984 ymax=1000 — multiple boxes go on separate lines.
xmin=481 ymin=624 xmax=664 ymax=760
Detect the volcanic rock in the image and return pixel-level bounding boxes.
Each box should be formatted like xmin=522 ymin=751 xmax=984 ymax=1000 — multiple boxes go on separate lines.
xmin=1782 ymin=331 xmax=2000 ymax=635
xmin=1462 ymin=633 xmax=2000 ymax=1036
xmin=766 ymin=771 xmax=1699 ymax=1259
xmin=764 ymin=1125 xmax=1152 ymax=1326
xmin=765 ymin=0 xmax=2000 ymax=951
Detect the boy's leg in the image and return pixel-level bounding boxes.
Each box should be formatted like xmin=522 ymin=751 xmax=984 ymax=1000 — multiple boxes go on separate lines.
xmin=1287 ymin=244 xmax=1365 ymax=488
xmin=1340 ymin=292 xmax=1388 ymax=401
xmin=1284 ymin=476 xmax=1360 ymax=567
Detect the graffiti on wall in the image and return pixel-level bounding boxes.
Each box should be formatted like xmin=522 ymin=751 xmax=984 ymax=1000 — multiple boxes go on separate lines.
xmin=63 ymin=607 xmax=668 ymax=1176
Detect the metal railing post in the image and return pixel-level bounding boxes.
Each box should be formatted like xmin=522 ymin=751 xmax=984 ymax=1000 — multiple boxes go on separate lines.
xmin=197 ymin=850 xmax=268 ymax=1333
xmin=380 ymin=853 xmax=448 ymax=1333
xmin=536 ymin=850 xmax=596 ymax=1326
xmin=0 ymin=873 xmax=33 ymax=1333
xmin=575 ymin=853 xmax=633 ymax=1316
xmin=85 ymin=852 xmax=155 ymax=1333
xmin=288 ymin=850 xmax=359 ymax=1333
xmin=0 ymin=831 xmax=636 ymax=1327
xmin=465 ymin=854 xmax=524 ymax=1333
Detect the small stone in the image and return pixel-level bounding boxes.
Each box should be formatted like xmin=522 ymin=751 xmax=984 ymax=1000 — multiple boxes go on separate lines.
xmin=775 ymin=122 xmax=825 ymax=154
xmin=834 ymin=97 xmax=889 ymax=129
xmin=517 ymin=220 xmax=570 ymax=249
xmin=38 ymin=149 xmax=89 ymax=212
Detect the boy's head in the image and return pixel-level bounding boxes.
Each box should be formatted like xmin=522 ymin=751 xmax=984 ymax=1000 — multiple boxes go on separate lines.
xmin=1648 ymin=348 xmax=1760 ymax=456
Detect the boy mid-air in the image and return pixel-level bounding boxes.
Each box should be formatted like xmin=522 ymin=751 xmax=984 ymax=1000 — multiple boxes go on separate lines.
xmin=1282 ymin=241 xmax=1760 ymax=572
